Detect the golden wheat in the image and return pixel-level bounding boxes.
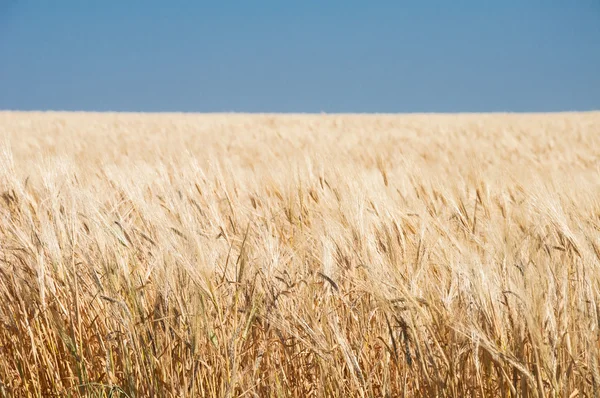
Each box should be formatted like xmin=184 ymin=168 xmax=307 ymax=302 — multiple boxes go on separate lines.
xmin=0 ymin=111 xmax=599 ymax=397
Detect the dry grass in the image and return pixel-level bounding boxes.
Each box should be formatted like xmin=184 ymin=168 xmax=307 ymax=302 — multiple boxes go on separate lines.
xmin=0 ymin=111 xmax=599 ymax=397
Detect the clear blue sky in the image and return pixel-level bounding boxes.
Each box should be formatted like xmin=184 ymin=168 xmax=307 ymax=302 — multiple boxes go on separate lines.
xmin=1 ymin=1 xmax=599 ymax=113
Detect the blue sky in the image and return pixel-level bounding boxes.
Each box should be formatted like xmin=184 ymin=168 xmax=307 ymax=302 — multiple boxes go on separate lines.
xmin=0 ymin=1 xmax=599 ymax=113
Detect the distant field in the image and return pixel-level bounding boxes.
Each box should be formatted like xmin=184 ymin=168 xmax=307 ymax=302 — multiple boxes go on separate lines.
xmin=1 ymin=111 xmax=599 ymax=397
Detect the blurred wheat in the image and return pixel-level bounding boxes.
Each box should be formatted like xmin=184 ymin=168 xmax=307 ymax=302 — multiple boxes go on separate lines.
xmin=0 ymin=111 xmax=599 ymax=397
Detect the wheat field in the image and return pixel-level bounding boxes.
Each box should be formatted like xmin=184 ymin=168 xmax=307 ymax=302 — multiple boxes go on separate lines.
xmin=0 ymin=111 xmax=599 ymax=397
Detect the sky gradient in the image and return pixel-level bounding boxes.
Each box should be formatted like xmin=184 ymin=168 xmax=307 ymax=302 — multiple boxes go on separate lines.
xmin=1 ymin=1 xmax=599 ymax=113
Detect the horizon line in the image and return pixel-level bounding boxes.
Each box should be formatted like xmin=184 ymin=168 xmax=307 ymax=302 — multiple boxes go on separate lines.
xmin=2 ymin=109 xmax=599 ymax=116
